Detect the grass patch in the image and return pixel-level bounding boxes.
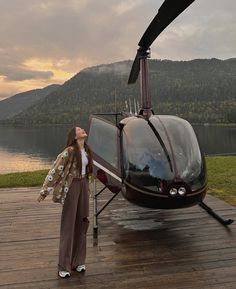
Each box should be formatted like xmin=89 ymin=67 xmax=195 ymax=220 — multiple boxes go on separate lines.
xmin=206 ymin=156 xmax=236 ymax=206
xmin=0 ymin=170 xmax=48 ymax=188
xmin=0 ymin=156 xmax=235 ymax=206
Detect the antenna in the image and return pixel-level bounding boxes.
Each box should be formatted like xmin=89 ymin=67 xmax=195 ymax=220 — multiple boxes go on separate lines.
xmin=134 ymin=99 xmax=137 ymax=115
xmin=114 ymin=89 xmax=117 ymax=113
xmin=129 ymin=98 xmax=132 ymax=114
xmin=125 ymin=100 xmax=128 ymax=111
xmin=137 ymin=99 xmax=140 ymax=112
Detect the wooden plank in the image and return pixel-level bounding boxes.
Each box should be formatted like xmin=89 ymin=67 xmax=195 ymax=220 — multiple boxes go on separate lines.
xmin=0 ymin=185 xmax=236 ymax=289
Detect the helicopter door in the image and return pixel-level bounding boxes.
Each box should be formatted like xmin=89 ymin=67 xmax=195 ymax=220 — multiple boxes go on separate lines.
xmin=87 ymin=116 xmax=121 ymax=193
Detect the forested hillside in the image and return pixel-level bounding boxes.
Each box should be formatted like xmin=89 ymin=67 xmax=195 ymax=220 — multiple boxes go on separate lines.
xmin=0 ymin=84 xmax=60 ymax=120
xmin=2 ymin=58 xmax=236 ymax=125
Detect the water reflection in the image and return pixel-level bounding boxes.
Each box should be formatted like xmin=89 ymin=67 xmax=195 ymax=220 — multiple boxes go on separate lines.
xmin=0 ymin=125 xmax=71 ymax=157
xmin=0 ymin=124 xmax=85 ymax=174
xmin=193 ymin=125 xmax=236 ymax=155
xmin=0 ymin=123 xmax=235 ymax=174
xmin=0 ymin=149 xmax=51 ymax=173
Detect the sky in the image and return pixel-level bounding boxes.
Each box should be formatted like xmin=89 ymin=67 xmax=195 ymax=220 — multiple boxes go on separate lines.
xmin=0 ymin=0 xmax=236 ymax=100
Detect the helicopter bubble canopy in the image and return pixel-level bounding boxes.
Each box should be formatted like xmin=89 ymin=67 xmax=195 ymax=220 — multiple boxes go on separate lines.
xmin=122 ymin=115 xmax=206 ymax=194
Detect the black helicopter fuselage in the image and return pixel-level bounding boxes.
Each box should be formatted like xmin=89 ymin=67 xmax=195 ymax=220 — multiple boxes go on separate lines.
xmin=88 ymin=0 xmax=234 ymax=228
xmin=87 ymin=0 xmax=208 ymax=210
xmin=87 ymin=113 xmax=207 ymax=209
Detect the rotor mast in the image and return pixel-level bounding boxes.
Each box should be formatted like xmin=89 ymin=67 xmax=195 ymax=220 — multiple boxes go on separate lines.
xmin=139 ymin=48 xmax=153 ymax=118
xmin=128 ymin=0 xmax=196 ymax=117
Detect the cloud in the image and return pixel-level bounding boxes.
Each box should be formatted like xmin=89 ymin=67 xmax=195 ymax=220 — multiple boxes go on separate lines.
xmin=150 ymin=0 xmax=236 ymax=60
xmin=1 ymin=68 xmax=53 ymax=82
xmin=112 ymin=0 xmax=146 ymax=15
xmin=85 ymin=61 xmax=131 ymax=75
xmin=0 ymin=0 xmax=235 ymax=99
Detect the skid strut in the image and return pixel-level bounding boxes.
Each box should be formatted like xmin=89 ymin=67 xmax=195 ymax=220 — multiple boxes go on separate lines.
xmin=93 ymin=178 xmax=120 ymax=235
xmin=199 ymin=201 xmax=234 ymax=226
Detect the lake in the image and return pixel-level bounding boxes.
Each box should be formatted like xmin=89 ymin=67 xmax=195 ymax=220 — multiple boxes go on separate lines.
xmin=0 ymin=124 xmax=235 ymax=174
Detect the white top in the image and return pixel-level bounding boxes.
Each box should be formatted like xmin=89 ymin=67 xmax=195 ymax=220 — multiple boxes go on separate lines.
xmin=81 ymin=148 xmax=88 ymax=175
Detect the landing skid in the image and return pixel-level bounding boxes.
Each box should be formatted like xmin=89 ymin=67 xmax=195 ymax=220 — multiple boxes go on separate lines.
xmin=92 ymin=179 xmax=120 ymax=237
xmin=92 ymin=179 xmax=234 ymax=236
xmin=199 ymin=201 xmax=234 ymax=226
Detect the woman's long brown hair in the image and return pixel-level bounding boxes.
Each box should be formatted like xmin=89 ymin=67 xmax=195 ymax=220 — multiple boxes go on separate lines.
xmin=65 ymin=127 xmax=93 ymax=175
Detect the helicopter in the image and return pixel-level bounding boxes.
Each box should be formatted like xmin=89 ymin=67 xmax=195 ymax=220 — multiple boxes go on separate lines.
xmin=87 ymin=0 xmax=234 ymax=232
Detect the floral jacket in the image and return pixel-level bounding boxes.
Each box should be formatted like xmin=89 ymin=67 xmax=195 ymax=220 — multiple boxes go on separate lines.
xmin=39 ymin=146 xmax=90 ymax=204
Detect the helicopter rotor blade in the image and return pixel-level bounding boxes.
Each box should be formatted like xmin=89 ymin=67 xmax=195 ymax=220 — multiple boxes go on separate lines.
xmin=128 ymin=51 xmax=141 ymax=84
xmin=139 ymin=0 xmax=195 ymax=49
xmin=128 ymin=0 xmax=195 ymax=84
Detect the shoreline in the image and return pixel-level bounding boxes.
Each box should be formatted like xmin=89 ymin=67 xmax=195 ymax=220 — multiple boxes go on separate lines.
xmin=0 ymin=156 xmax=235 ymax=206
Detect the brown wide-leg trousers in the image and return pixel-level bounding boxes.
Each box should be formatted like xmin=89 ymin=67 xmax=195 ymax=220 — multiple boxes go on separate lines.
xmin=58 ymin=178 xmax=89 ymax=273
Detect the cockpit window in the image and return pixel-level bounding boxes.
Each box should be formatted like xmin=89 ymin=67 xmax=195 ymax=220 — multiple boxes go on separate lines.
xmin=122 ymin=117 xmax=174 ymax=192
xmin=88 ymin=117 xmax=118 ymax=168
xmin=151 ymin=115 xmax=205 ymax=189
xmin=122 ymin=116 xmax=206 ymax=193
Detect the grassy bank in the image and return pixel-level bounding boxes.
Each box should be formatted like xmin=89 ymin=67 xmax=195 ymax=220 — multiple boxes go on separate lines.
xmin=0 ymin=170 xmax=48 ymax=188
xmin=206 ymin=156 xmax=236 ymax=206
xmin=0 ymin=156 xmax=235 ymax=205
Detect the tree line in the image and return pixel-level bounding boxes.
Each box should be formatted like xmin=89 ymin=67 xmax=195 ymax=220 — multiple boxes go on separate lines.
xmin=2 ymin=58 xmax=236 ymax=126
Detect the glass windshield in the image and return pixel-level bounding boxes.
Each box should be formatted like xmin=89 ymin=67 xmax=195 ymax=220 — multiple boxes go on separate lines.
xmin=122 ymin=116 xmax=206 ymax=192
xmin=151 ymin=115 xmax=206 ymax=190
xmin=88 ymin=117 xmax=118 ymax=168
xmin=122 ymin=117 xmax=175 ymax=193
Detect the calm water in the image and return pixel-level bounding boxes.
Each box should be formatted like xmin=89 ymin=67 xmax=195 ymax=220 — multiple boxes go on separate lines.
xmin=0 ymin=124 xmax=235 ymax=174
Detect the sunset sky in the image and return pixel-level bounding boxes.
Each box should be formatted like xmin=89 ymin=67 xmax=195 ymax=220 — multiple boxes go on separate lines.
xmin=0 ymin=0 xmax=235 ymax=100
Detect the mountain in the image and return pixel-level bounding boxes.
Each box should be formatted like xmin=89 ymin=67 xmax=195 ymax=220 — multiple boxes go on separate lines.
xmin=0 ymin=84 xmax=60 ymax=120
xmin=1 ymin=58 xmax=236 ymax=125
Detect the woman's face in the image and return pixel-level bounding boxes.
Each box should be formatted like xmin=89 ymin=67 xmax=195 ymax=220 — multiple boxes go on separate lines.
xmin=75 ymin=126 xmax=87 ymax=140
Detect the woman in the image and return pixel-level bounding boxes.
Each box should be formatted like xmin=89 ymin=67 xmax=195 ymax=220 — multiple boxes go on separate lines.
xmin=38 ymin=126 xmax=93 ymax=278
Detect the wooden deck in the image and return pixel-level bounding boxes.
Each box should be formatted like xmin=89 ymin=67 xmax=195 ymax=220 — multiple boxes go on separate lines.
xmin=0 ymin=183 xmax=236 ymax=289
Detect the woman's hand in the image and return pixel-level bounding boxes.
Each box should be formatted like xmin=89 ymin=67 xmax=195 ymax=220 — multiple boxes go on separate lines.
xmin=37 ymin=195 xmax=45 ymax=202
